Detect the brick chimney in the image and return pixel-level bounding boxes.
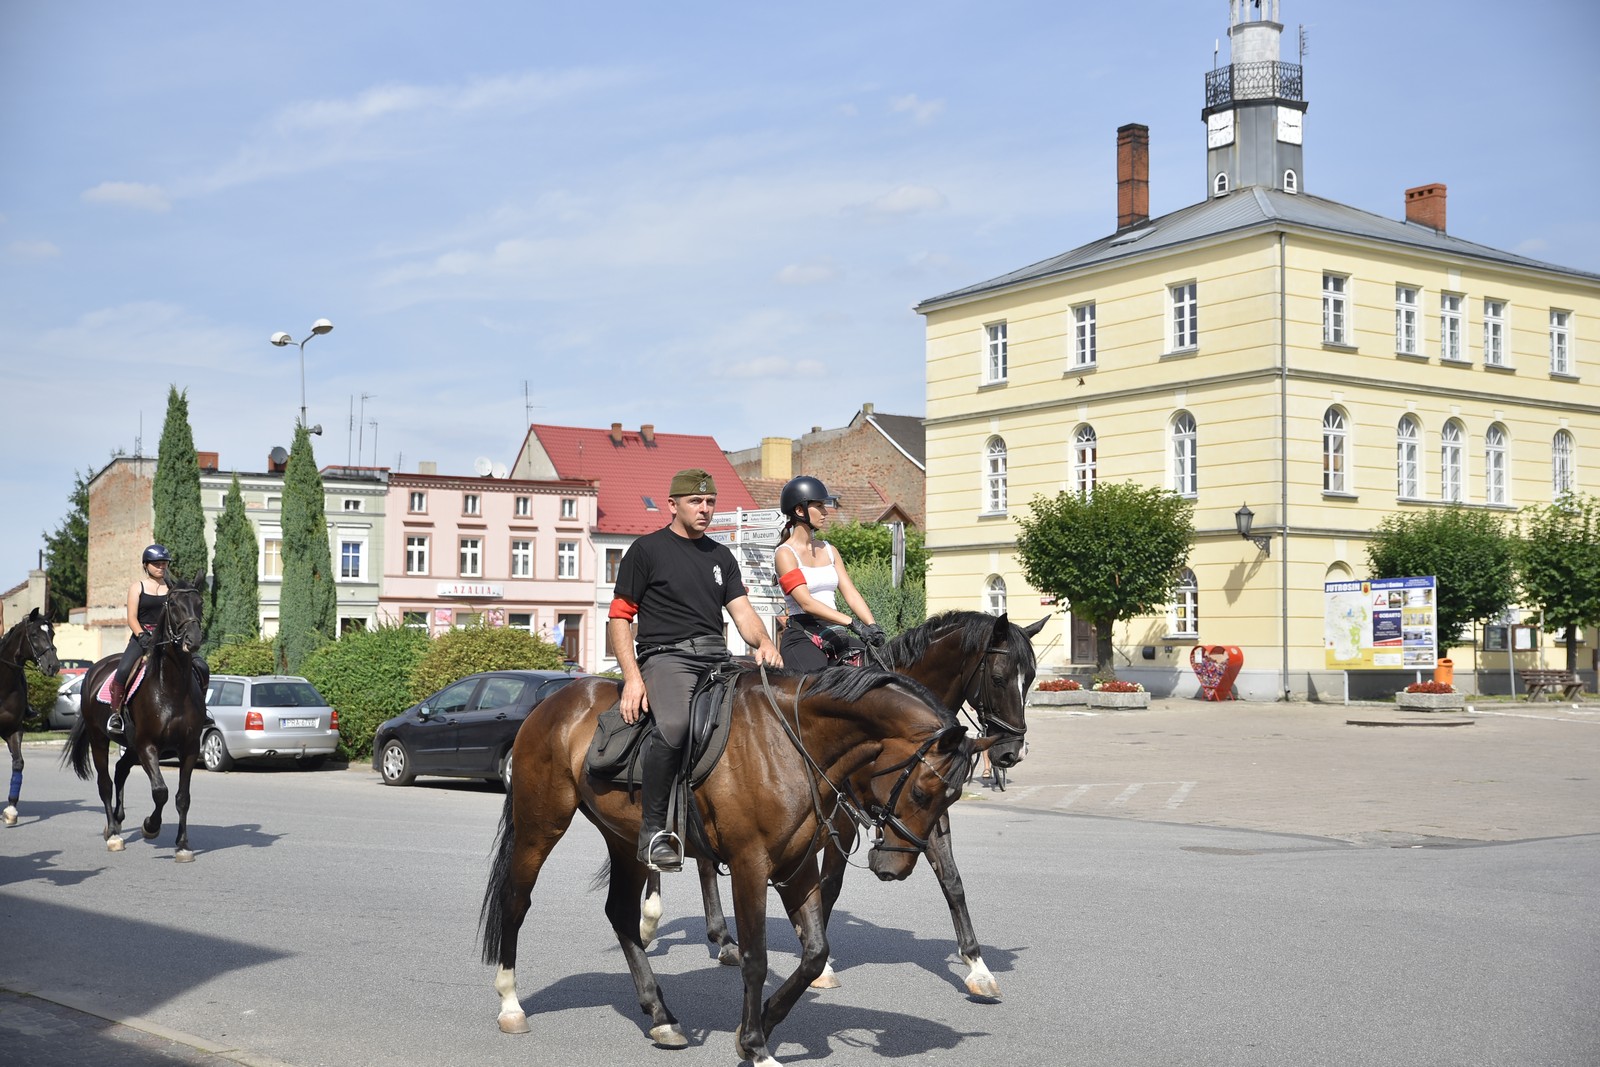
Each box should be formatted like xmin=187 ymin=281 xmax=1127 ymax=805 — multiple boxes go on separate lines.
xmin=640 ymin=424 xmax=656 ymax=446
xmin=609 ymin=422 xmax=625 ymax=446
xmin=1117 ymin=123 xmax=1150 ymax=231
xmin=196 ymin=451 xmax=218 ymax=471
xmin=1405 ymin=183 xmax=1447 ymax=232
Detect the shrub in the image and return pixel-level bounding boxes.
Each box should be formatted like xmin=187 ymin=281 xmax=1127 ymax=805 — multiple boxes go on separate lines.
xmin=1404 ymin=681 xmax=1455 ymax=694
xmin=1037 ymin=678 xmax=1081 ymax=692
xmin=209 ymin=638 xmax=278 ymax=677
xmin=408 ymin=624 xmax=566 ymax=704
xmin=846 ymin=556 xmax=926 ymax=636
xmin=1093 ymin=679 xmax=1145 ymax=693
xmin=23 ymin=664 xmax=63 ymax=716
xmin=301 ymin=623 xmax=430 ymax=760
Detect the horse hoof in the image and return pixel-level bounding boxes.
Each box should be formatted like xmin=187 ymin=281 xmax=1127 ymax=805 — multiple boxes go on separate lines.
xmin=107 ymin=836 xmax=125 ymax=852
xmin=648 ymin=1023 xmax=688 ymax=1048
xmin=964 ymin=974 xmax=1002 ymax=999
xmin=174 ymin=849 xmax=195 ymax=863
xmin=809 ymin=965 xmax=841 ymax=990
xmin=2 ymin=806 xmax=16 ymax=827
xmin=142 ymin=827 xmax=159 ymax=840
xmin=497 ymin=1011 xmax=530 ymax=1035
xmin=716 ymin=943 xmax=742 ymax=967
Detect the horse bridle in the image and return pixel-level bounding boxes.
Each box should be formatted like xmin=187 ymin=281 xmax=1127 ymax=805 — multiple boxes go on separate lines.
xmin=957 ymin=646 xmax=1027 ymax=748
xmin=153 ymin=590 xmax=202 ymax=652
xmin=0 ymin=619 xmax=54 ymax=672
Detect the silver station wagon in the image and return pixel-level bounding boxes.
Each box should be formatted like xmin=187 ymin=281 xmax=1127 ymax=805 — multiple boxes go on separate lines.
xmin=202 ymin=674 xmax=340 ymax=771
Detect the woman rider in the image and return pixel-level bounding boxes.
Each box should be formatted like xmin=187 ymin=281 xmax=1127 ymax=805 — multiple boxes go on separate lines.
xmin=773 ymin=475 xmax=886 ymax=670
xmin=107 ymin=543 xmax=171 ymax=733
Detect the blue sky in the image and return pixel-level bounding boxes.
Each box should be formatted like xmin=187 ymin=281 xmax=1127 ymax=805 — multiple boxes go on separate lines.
xmin=3 ymin=0 xmax=1597 ymax=578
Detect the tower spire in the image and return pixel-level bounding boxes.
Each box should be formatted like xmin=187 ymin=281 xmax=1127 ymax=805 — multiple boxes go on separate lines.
xmin=1203 ymin=0 xmax=1306 ymax=197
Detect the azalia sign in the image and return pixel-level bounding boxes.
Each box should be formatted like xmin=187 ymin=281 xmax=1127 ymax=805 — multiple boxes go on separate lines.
xmin=437 ymin=582 xmax=505 ymax=598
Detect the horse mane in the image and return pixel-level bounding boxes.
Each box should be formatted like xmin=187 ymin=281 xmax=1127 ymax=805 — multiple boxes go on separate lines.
xmin=794 ymin=664 xmax=956 ymax=726
xmin=883 ymin=610 xmax=1036 ymax=677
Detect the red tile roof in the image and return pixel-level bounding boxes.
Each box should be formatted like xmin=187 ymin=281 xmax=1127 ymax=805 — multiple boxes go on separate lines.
xmin=526 ymin=424 xmax=758 ymax=535
xmin=743 ymin=478 xmax=898 ymax=526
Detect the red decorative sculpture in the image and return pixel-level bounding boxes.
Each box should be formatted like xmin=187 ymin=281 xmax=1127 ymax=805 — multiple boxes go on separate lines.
xmin=1190 ymin=645 xmax=1243 ymax=701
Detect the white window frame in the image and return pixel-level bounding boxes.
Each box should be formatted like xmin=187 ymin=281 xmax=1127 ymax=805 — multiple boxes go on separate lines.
xmin=514 ymin=495 xmax=530 ymax=518
xmin=1169 ymin=568 xmax=1199 ymax=638
xmin=1170 ymin=282 xmax=1198 ymax=351
xmin=1440 ymin=421 xmax=1465 ymax=503
xmin=408 ymin=491 xmax=425 ymax=513
xmin=1397 ymin=416 xmax=1421 ymax=499
xmin=1553 ymin=430 xmax=1575 ymax=497
xmin=1322 ymin=273 xmax=1349 ymax=345
xmin=605 ymin=547 xmax=624 ymax=584
xmin=984 ymin=575 xmax=1007 ymax=617
xmin=983 ymin=437 xmax=1008 ymax=514
xmin=1213 ymin=172 xmax=1229 ymax=196
xmin=1485 ymin=425 xmax=1508 ymax=506
xmin=1395 ymin=286 xmax=1419 ymax=355
xmin=510 ymin=539 xmax=533 ymax=579
xmin=459 ymin=537 xmax=482 ymax=578
xmin=405 ymin=535 xmax=429 ymax=576
xmin=338 ymin=537 xmax=367 ymax=582
xmin=1483 ymin=300 xmax=1507 ymax=367
xmin=1283 ymin=169 xmax=1298 ymax=193
xmin=1550 ymin=310 xmax=1572 ymax=375
xmin=342 ymin=498 xmax=363 ymax=512
xmin=261 ymin=533 xmax=283 ymax=580
xmin=1172 ymin=412 xmax=1198 ymax=497
xmin=560 ymin=497 xmax=577 ymax=520
xmin=1073 ymin=425 xmax=1098 ymax=496
xmin=557 ymin=540 xmax=579 ymax=579
xmin=1323 ymin=408 xmax=1348 ymax=493
xmin=1440 ymin=293 xmax=1464 ymax=362
xmin=983 ymin=322 xmax=1008 ymax=384
xmin=1072 ymin=303 xmax=1097 ymax=368
xmin=463 ymin=493 xmax=481 ymax=516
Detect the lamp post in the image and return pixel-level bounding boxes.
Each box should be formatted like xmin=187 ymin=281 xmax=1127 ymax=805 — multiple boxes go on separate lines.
xmin=1235 ymin=503 xmax=1272 ymax=556
xmin=270 ymin=318 xmax=334 ymax=429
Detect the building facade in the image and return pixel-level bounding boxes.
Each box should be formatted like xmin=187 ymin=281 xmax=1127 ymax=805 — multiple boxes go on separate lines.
xmin=916 ymin=2 xmax=1597 ymax=699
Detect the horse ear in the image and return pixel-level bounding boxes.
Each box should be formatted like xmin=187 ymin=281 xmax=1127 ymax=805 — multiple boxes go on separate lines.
xmin=1022 ymin=615 xmax=1049 ymax=639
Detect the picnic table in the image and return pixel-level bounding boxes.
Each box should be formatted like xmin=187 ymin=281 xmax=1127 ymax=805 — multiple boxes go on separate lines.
xmin=1522 ymin=669 xmax=1584 ymax=702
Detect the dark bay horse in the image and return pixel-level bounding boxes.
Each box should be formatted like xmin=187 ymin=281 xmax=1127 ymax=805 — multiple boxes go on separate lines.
xmin=479 ymin=665 xmax=994 ymax=1067
xmin=65 ymin=578 xmax=207 ymax=861
xmin=1 ymin=608 xmax=61 ymax=827
xmin=649 ymin=611 xmax=1045 ymax=997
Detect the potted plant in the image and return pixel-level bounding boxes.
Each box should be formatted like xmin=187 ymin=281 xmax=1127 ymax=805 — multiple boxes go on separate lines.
xmin=1030 ymin=677 xmax=1089 ymax=706
xmin=1086 ymin=678 xmax=1151 ymax=709
xmin=1394 ymin=680 xmax=1465 ymax=711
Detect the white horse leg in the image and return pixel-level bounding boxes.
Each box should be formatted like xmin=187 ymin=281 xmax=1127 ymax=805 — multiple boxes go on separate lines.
xmin=961 ymin=952 xmax=1001 ymax=998
xmin=495 ymin=965 xmax=528 ymax=1034
xmin=639 ymin=884 xmax=663 ymax=946
xmin=2 ymin=804 xmax=16 ymax=827
xmin=809 ymin=960 xmax=840 ymax=989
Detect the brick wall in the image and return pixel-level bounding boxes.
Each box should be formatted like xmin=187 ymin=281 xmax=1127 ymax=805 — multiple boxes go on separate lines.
xmin=86 ymin=457 xmax=156 ymax=630
xmin=799 ymin=424 xmax=924 ymax=527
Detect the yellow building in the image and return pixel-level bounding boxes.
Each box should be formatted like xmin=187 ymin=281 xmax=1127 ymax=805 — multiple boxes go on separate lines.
xmin=916 ymin=2 xmax=1597 ymax=700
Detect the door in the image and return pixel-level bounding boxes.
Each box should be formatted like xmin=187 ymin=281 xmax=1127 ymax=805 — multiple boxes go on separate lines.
xmin=559 ymin=613 xmax=582 ymax=665
xmin=1070 ymin=615 xmax=1097 ymax=665
xmin=454 ymin=675 xmax=532 ymax=774
xmin=409 ymin=677 xmax=480 ymax=771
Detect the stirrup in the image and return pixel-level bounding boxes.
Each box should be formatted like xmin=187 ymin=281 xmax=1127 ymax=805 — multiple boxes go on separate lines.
xmin=107 ymin=711 xmax=126 ymax=734
xmin=646 ymin=830 xmax=684 ymax=873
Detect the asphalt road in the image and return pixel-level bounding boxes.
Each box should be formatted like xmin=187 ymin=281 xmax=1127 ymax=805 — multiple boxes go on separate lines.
xmin=2 ymin=705 xmax=1597 ymax=1067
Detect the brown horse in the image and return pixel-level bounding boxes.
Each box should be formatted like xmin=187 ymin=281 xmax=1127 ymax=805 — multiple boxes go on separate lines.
xmin=65 ymin=578 xmax=207 ymax=861
xmin=479 ymin=664 xmax=994 ymax=1067
xmin=649 ymin=611 xmax=1045 ymax=996
xmin=1 ymin=608 xmax=61 ymax=827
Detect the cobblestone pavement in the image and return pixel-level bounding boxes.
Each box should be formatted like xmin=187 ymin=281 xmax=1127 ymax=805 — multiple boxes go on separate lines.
xmin=962 ymin=699 xmax=1600 ymax=845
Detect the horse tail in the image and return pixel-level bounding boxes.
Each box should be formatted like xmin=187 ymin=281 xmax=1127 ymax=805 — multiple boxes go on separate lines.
xmin=477 ymin=788 xmax=517 ymax=966
xmin=61 ymin=713 xmax=94 ymax=780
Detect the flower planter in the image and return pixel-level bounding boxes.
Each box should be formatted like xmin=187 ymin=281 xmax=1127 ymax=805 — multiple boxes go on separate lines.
xmin=1086 ymin=690 xmax=1152 ymax=709
xmin=1030 ymin=689 xmax=1090 ymax=707
xmin=1394 ymin=691 xmax=1465 ymax=712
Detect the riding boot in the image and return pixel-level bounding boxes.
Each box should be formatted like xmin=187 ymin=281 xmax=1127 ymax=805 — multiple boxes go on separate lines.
xmin=636 ymin=734 xmax=684 ymax=873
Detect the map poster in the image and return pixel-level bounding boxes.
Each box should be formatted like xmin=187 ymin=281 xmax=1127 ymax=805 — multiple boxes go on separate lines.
xmin=1324 ymin=576 xmax=1438 ymax=670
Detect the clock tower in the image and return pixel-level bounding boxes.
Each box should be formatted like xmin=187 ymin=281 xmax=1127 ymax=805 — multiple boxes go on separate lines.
xmin=1202 ymin=0 xmax=1307 ymax=197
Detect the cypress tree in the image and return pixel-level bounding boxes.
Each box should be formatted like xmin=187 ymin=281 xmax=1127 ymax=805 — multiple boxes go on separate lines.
xmin=152 ymin=386 xmax=210 ymax=586
xmin=209 ymin=473 xmax=260 ymax=649
xmin=277 ymin=422 xmax=336 ymax=672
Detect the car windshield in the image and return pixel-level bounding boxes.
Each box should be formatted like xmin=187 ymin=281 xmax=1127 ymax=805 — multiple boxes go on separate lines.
xmin=252 ymin=681 xmax=327 ymax=708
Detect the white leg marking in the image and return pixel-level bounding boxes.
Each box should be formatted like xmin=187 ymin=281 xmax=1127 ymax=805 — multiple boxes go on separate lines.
xmin=2 ymin=804 xmax=16 ymax=827
xmin=1165 ymin=781 xmax=1198 ymax=809
xmin=495 ymin=965 xmax=528 ymax=1033
xmin=640 ymin=888 xmax=662 ymax=944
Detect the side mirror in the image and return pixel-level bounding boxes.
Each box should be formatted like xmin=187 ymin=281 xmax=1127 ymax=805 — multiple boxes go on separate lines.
xmin=417 ymin=706 xmax=432 ymax=721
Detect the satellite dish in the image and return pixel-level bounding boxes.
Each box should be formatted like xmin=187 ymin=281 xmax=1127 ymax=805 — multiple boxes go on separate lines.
xmin=473 ymin=456 xmax=493 ymax=477
xmin=492 ymin=462 xmax=508 ymax=479
xmin=269 ymin=446 xmax=289 ymax=465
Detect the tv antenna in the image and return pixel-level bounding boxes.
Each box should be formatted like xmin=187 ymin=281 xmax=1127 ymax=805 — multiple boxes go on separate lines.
xmin=358 ymin=393 xmax=377 ymax=465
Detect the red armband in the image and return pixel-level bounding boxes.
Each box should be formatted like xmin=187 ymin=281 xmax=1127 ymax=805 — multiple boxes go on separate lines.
xmin=608 ymin=596 xmax=639 ymax=621
xmin=777 ymin=571 xmax=807 ymax=596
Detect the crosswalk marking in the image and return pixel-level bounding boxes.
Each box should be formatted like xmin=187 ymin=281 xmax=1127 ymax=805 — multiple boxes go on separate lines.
xmin=1003 ymin=781 xmax=1200 ymax=812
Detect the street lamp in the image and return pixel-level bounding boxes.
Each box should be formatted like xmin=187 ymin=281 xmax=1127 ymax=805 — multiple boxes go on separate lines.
xmin=1234 ymin=503 xmax=1272 ymax=556
xmin=270 ymin=318 xmax=334 ymax=428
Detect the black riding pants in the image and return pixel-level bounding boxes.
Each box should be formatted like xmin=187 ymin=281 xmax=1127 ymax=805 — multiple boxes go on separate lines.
xmin=114 ymin=635 xmax=143 ymax=691
xmin=639 ymin=650 xmax=727 ymax=748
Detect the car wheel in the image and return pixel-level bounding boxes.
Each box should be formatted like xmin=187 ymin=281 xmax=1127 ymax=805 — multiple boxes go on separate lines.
xmin=379 ymin=739 xmax=415 ymax=786
xmin=499 ymin=750 xmax=513 ymax=792
xmin=201 ymin=730 xmax=234 ymax=772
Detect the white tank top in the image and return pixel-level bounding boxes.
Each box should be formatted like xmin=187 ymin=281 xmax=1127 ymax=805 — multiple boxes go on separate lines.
xmin=782 ymin=542 xmax=840 ymax=616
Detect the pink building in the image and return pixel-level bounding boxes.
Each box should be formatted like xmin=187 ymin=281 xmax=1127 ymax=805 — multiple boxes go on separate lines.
xmin=379 ymin=471 xmax=600 ymax=668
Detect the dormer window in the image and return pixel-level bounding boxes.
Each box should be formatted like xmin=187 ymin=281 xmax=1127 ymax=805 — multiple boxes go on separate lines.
xmin=1283 ymin=169 xmax=1298 ymax=194
xmin=1213 ymin=172 xmax=1229 ymax=196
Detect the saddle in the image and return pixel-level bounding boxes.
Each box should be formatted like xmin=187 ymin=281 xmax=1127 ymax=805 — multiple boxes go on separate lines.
xmin=584 ymin=661 xmax=740 ymax=789
xmin=96 ymin=660 xmax=148 ymax=708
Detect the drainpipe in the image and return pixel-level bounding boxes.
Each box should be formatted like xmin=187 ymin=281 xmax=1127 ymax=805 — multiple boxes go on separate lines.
xmin=1279 ymin=232 xmax=1290 ymax=701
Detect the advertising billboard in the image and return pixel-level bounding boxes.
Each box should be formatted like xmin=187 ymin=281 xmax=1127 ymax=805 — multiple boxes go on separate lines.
xmin=1324 ymin=576 xmax=1438 ymax=670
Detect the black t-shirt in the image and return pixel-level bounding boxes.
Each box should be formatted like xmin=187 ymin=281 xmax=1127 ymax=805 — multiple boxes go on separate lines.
xmin=614 ymin=526 xmax=748 ymax=647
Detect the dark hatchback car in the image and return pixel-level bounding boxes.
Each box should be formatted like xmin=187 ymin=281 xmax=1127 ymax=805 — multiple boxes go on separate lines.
xmin=371 ymin=670 xmax=582 ymax=789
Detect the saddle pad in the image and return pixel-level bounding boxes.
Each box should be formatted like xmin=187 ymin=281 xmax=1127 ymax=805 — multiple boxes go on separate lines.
xmin=95 ymin=661 xmax=147 ymax=706
xmin=584 ymin=677 xmax=736 ymax=789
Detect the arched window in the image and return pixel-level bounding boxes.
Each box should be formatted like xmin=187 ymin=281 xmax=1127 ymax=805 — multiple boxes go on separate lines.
xmin=1214 ymin=172 xmax=1230 ymax=196
xmin=984 ymin=437 xmax=1008 ymax=514
xmin=1553 ymin=430 xmax=1575 ymax=497
xmin=1396 ymin=415 xmax=1421 ymax=498
xmin=1322 ymin=407 xmax=1348 ymax=493
xmin=1440 ymin=420 xmax=1465 ymax=502
xmin=1073 ymin=425 xmax=1098 ymax=496
xmin=1485 ymin=424 xmax=1508 ymax=506
xmin=1325 ymin=561 xmax=1353 ymax=583
xmin=1169 ymin=568 xmax=1198 ymax=637
xmin=985 ymin=575 xmax=1007 ymax=617
xmin=1283 ymin=169 xmax=1298 ymax=194
xmin=1172 ymin=411 xmax=1198 ymax=497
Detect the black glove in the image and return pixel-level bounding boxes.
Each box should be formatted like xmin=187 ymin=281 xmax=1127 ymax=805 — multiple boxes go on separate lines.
xmin=851 ymin=620 xmax=888 ymax=648
xmin=136 ymin=631 xmax=153 ymax=652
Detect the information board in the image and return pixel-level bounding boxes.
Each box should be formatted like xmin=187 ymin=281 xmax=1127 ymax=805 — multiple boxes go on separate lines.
xmin=1324 ymin=576 xmax=1438 ymax=670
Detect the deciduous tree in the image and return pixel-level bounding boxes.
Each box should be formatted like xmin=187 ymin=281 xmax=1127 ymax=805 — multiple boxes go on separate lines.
xmin=1516 ymin=493 xmax=1600 ymax=672
xmin=1365 ymin=506 xmax=1516 ymax=651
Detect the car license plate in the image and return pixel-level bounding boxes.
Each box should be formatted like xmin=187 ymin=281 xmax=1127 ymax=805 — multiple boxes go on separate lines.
xmin=280 ymin=717 xmax=317 ymax=728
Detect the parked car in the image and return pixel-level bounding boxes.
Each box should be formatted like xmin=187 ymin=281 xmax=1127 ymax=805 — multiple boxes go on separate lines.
xmin=371 ymin=670 xmax=581 ymax=789
xmin=201 ymin=675 xmax=340 ymax=771
xmin=56 ymin=658 xmax=92 ymax=679
xmin=48 ymin=672 xmax=85 ymax=729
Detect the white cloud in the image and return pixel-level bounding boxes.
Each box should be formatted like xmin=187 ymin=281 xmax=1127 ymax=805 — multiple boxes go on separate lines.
xmin=890 ymin=93 xmax=945 ymax=125
xmin=8 ymin=240 xmax=60 ymax=260
xmin=81 ymin=181 xmax=171 ymax=212
xmin=1513 ymin=238 xmax=1550 ymax=257
xmin=715 ymin=356 xmax=827 ymax=380
xmin=863 ymin=184 xmax=947 ymax=217
xmin=776 ymin=262 xmax=839 ymax=286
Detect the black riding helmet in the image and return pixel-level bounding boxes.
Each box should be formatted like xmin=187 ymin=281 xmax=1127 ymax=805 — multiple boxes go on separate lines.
xmin=142 ymin=543 xmax=172 ymax=564
xmin=779 ymin=476 xmax=839 ymax=526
